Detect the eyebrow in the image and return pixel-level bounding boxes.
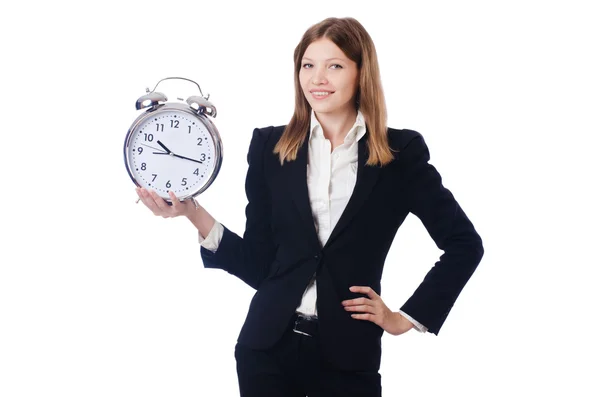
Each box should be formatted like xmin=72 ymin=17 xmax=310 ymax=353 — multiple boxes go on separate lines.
xmin=301 ymin=57 xmax=346 ymax=62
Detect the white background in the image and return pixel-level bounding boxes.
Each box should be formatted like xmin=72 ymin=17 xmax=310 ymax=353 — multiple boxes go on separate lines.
xmin=1 ymin=0 xmax=599 ymax=396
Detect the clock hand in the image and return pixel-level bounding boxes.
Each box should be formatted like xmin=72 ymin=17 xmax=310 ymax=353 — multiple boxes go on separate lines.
xmin=156 ymin=140 xmax=172 ymax=154
xmin=171 ymin=153 xmax=204 ymax=164
xmin=151 ymin=151 xmax=202 ymax=162
xmin=140 ymin=143 xmax=167 ymax=153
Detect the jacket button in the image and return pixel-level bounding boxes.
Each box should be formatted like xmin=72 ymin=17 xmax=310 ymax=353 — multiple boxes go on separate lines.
xmin=314 ymin=254 xmax=320 ymax=260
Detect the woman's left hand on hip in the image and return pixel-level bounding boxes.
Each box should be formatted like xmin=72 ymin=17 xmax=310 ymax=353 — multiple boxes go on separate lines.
xmin=342 ymin=286 xmax=414 ymax=336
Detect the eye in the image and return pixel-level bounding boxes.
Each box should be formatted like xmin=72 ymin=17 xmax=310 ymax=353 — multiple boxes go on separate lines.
xmin=302 ymin=63 xmax=313 ymax=69
xmin=330 ymin=64 xmax=343 ymax=69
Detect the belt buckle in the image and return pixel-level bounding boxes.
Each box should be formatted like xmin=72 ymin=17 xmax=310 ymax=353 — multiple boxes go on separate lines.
xmin=293 ymin=313 xmax=315 ymax=337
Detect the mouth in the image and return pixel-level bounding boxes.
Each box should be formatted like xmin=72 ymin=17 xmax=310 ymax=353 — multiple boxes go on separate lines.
xmin=310 ymin=90 xmax=334 ymax=99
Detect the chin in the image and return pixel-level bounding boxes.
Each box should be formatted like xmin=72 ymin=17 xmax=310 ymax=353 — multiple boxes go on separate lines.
xmin=310 ymin=103 xmax=341 ymax=114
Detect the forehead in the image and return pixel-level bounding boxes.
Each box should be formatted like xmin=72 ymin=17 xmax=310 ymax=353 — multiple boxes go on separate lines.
xmin=302 ymin=38 xmax=350 ymax=61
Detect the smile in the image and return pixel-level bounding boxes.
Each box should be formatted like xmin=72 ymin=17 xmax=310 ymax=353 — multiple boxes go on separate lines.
xmin=311 ymin=91 xmax=333 ymax=99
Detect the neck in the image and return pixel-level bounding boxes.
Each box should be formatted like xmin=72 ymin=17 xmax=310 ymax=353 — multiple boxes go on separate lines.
xmin=314 ymin=107 xmax=358 ymax=143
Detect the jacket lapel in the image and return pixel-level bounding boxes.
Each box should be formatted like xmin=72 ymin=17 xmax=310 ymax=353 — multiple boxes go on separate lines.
xmin=284 ymin=135 xmax=322 ymax=250
xmin=324 ymin=135 xmax=381 ymax=249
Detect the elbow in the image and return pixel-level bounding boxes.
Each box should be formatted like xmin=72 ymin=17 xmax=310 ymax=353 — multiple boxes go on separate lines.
xmin=466 ymin=230 xmax=484 ymax=267
xmin=448 ymin=231 xmax=484 ymax=273
xmin=474 ymin=236 xmax=484 ymax=263
xmin=467 ymin=235 xmax=484 ymax=275
xmin=462 ymin=224 xmax=484 ymax=266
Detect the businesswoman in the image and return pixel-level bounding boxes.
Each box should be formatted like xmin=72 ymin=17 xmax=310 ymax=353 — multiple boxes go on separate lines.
xmin=136 ymin=17 xmax=484 ymax=397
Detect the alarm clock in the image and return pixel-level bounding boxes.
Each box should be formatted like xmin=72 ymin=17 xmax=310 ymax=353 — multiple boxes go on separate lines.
xmin=124 ymin=77 xmax=223 ymax=203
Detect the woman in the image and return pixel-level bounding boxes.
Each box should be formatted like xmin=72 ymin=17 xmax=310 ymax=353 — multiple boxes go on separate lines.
xmin=136 ymin=17 xmax=483 ymax=397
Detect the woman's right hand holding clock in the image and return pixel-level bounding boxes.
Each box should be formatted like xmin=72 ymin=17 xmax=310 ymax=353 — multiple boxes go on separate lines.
xmin=135 ymin=188 xmax=196 ymax=218
xmin=135 ymin=188 xmax=216 ymax=238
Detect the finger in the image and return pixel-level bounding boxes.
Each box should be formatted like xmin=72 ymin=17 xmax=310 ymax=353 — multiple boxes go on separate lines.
xmin=149 ymin=190 xmax=172 ymax=214
xmin=137 ymin=188 xmax=162 ymax=214
xmin=350 ymin=313 xmax=375 ymax=322
xmin=170 ymin=191 xmax=193 ymax=215
xmin=349 ymin=286 xmax=379 ymax=300
xmin=344 ymin=304 xmax=375 ymax=313
xmin=169 ymin=191 xmax=184 ymax=212
xmin=342 ymin=297 xmax=374 ymax=307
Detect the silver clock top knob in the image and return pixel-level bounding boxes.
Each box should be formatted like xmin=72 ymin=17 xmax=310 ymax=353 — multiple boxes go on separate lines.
xmin=135 ymin=92 xmax=168 ymax=110
xmin=187 ymin=96 xmax=217 ymax=117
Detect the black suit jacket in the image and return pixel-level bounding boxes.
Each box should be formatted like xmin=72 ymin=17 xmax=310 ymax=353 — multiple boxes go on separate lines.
xmin=201 ymin=125 xmax=484 ymax=371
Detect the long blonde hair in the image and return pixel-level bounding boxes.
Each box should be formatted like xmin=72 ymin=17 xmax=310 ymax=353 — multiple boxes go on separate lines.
xmin=274 ymin=17 xmax=394 ymax=166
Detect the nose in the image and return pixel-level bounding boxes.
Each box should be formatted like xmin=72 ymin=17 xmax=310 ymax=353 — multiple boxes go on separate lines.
xmin=311 ymin=66 xmax=328 ymax=85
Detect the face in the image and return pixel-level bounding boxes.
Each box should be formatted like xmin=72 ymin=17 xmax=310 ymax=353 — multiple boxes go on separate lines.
xmin=299 ymin=38 xmax=359 ymax=117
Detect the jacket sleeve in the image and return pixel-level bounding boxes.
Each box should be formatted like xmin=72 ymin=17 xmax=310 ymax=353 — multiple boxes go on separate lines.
xmin=399 ymin=133 xmax=484 ymax=335
xmin=199 ymin=127 xmax=277 ymax=290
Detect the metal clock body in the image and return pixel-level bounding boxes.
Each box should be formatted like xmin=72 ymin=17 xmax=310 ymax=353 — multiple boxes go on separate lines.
xmin=124 ymin=78 xmax=223 ymax=202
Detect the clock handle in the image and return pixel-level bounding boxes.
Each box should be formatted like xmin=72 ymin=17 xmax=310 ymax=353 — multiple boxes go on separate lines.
xmin=149 ymin=77 xmax=209 ymax=99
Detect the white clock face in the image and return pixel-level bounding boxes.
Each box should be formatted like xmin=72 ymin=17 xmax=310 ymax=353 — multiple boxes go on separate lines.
xmin=126 ymin=109 xmax=217 ymax=199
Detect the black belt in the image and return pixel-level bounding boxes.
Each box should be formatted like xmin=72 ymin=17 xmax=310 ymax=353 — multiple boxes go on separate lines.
xmin=291 ymin=313 xmax=319 ymax=337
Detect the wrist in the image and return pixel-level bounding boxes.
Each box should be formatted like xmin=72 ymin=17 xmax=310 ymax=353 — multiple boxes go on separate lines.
xmin=187 ymin=205 xmax=215 ymax=237
xmin=394 ymin=311 xmax=414 ymax=335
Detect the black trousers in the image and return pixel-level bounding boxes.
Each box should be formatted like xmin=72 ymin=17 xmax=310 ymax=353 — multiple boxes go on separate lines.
xmin=234 ymin=314 xmax=382 ymax=397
